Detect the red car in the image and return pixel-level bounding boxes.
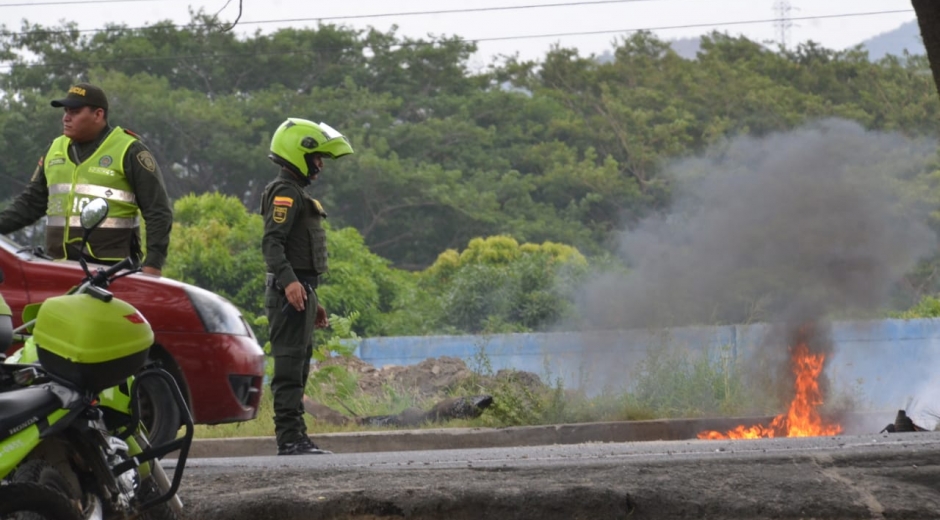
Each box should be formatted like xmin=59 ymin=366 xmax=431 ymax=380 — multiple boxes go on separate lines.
xmin=0 ymin=234 xmax=265 ymax=438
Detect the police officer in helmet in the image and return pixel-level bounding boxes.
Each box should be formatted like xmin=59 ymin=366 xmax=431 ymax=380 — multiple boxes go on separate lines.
xmin=261 ymin=118 xmax=353 ymax=455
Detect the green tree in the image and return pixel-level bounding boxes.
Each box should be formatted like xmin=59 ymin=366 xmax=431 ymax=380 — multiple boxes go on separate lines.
xmin=421 ymin=236 xmax=589 ymax=333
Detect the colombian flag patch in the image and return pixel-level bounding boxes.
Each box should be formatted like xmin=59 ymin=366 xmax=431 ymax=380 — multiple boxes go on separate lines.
xmin=273 ymin=196 xmax=293 ymax=207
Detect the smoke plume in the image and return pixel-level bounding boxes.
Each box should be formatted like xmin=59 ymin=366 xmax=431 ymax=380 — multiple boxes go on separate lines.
xmin=581 ymin=119 xmax=938 ymax=331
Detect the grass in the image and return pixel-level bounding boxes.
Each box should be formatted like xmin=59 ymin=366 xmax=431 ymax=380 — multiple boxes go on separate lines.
xmin=193 ymin=341 xmax=860 ymax=439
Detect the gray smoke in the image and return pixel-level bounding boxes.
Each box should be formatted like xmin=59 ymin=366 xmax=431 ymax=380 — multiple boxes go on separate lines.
xmin=582 ymin=119 xmax=938 ymax=331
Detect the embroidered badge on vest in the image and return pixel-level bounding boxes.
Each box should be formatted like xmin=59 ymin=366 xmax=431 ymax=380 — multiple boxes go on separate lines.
xmin=273 ymin=206 xmax=288 ymax=223
xmin=272 ymin=196 xmax=292 ymax=224
xmin=99 ymin=155 xmax=113 ymax=167
xmin=137 ymin=151 xmax=156 ymax=172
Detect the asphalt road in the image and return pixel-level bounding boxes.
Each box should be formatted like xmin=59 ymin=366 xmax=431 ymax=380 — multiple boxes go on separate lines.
xmin=171 ymin=430 xmax=940 ymax=520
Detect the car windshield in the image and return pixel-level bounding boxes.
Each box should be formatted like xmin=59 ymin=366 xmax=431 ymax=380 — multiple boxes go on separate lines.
xmin=0 ymin=234 xmax=65 ymax=263
xmin=0 ymin=233 xmax=39 ymax=259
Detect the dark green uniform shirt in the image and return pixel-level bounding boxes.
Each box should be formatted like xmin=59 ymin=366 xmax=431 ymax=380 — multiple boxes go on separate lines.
xmin=261 ymin=169 xmax=329 ymax=289
xmin=0 ymin=126 xmax=173 ymax=270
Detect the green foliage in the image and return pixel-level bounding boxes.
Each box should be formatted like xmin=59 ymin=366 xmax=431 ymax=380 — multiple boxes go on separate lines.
xmin=306 ymin=312 xmax=361 ymax=408
xmin=316 ymin=311 xmax=360 ymax=361
xmin=164 ymin=192 xmax=267 ymax=336
xmin=891 ymin=295 xmax=940 ymax=319
xmin=315 ymin=225 xmax=411 ymax=337
xmin=627 ymin=343 xmax=767 ymax=418
xmin=421 ymin=236 xmax=589 ymax=333
xmin=4 ymin=17 xmax=940 ymax=331
xmin=5 ymin=19 xmax=940 ymax=276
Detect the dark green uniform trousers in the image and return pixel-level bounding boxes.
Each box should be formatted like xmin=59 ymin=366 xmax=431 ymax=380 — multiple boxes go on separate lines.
xmin=266 ymin=285 xmax=318 ymax=447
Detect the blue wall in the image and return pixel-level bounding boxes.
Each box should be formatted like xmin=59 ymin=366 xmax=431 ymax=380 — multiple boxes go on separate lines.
xmin=354 ymin=318 xmax=940 ymax=409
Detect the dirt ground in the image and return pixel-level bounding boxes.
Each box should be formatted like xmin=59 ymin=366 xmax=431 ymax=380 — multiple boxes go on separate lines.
xmin=316 ymin=355 xmax=546 ymax=402
xmin=303 ymin=356 xmax=547 ymax=427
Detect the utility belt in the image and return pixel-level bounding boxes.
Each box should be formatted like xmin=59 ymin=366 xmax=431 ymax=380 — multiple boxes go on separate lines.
xmin=266 ymin=272 xmax=318 ymax=293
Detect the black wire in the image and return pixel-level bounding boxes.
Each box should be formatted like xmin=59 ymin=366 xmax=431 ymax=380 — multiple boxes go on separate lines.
xmin=212 ymin=0 xmax=234 ymax=17
xmin=0 ymin=8 xmax=916 ymax=73
xmin=216 ymin=0 xmax=242 ymax=32
xmin=475 ymin=9 xmax=916 ymax=42
xmin=0 ymin=0 xmax=669 ymax=36
xmin=0 ymin=0 xmax=155 ymax=6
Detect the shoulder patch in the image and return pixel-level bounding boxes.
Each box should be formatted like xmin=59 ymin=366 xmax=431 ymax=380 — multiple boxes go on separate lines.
xmin=124 ymin=128 xmax=139 ymax=138
xmin=272 ymin=205 xmax=289 ymax=223
xmin=273 ymin=196 xmax=294 ymax=207
xmin=136 ymin=151 xmax=156 ymax=172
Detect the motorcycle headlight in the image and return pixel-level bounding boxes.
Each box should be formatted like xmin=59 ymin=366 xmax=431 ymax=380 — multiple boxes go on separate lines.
xmin=184 ymin=286 xmax=251 ymax=336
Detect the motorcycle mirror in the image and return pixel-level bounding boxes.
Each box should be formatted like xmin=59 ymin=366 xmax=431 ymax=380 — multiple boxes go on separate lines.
xmin=80 ymin=198 xmax=109 ymax=232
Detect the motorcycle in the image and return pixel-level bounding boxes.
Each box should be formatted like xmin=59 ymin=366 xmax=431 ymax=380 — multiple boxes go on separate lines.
xmin=0 ymin=198 xmax=193 ymax=519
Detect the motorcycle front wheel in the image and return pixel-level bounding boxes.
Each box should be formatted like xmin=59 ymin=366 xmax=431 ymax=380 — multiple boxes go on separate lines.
xmin=0 ymin=482 xmax=83 ymax=520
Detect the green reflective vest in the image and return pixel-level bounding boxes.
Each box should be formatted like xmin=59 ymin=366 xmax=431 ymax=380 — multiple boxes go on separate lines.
xmin=44 ymin=127 xmax=140 ymax=261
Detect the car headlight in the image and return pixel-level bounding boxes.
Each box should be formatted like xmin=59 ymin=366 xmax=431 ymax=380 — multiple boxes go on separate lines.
xmin=184 ymin=286 xmax=251 ymax=336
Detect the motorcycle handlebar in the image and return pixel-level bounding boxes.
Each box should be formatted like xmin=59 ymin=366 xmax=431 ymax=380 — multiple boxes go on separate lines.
xmin=91 ymin=256 xmax=140 ymax=287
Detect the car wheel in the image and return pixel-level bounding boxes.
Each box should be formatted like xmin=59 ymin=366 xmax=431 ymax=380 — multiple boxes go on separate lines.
xmin=139 ymin=375 xmax=182 ymax=448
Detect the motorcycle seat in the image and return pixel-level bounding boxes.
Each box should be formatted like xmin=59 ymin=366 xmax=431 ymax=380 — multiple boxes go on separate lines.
xmin=0 ymin=385 xmax=63 ymax=443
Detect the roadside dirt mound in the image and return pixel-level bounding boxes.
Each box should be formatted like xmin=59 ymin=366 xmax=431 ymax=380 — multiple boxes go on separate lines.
xmin=316 ymin=355 xmax=545 ymax=402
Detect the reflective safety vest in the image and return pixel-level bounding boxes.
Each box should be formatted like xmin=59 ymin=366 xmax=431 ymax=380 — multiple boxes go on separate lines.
xmin=44 ymin=127 xmax=140 ymax=262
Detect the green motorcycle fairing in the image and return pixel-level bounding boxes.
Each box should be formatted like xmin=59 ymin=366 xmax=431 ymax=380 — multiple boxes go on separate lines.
xmin=0 ymin=408 xmax=70 ymax=479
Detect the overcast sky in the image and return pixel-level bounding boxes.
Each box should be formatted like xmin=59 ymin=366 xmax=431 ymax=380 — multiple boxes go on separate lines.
xmin=0 ymin=0 xmax=920 ymax=67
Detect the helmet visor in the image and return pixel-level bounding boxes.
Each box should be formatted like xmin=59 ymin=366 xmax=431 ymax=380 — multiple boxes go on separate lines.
xmin=315 ymin=122 xmax=354 ymax=159
xmin=319 ymin=122 xmax=344 ymax=141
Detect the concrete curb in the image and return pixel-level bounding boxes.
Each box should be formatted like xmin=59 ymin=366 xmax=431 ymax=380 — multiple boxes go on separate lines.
xmin=174 ymin=412 xmax=889 ymax=458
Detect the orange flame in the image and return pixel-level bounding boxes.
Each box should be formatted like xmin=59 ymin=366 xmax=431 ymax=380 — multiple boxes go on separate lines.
xmin=698 ymin=341 xmax=842 ymax=440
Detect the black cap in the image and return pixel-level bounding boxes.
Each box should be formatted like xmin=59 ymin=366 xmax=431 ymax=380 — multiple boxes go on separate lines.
xmin=50 ymin=83 xmax=109 ymax=110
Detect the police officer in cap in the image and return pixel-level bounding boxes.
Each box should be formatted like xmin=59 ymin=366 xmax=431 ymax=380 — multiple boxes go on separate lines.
xmin=0 ymin=82 xmax=173 ymax=275
xmin=261 ymin=118 xmax=353 ymax=455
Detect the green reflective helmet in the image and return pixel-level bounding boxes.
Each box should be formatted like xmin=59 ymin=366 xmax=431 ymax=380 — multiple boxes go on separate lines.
xmin=268 ymin=118 xmax=354 ymax=177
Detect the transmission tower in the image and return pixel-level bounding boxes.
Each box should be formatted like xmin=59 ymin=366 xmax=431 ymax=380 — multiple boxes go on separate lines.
xmin=773 ymin=0 xmax=794 ymax=49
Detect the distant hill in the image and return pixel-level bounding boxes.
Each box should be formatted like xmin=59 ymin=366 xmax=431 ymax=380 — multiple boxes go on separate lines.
xmin=669 ymin=37 xmax=701 ymax=60
xmin=859 ymin=20 xmax=924 ymax=60
xmin=597 ymin=22 xmax=924 ymax=64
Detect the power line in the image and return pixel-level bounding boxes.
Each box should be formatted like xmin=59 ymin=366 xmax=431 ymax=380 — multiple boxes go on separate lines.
xmin=246 ymin=0 xmax=666 ymax=24
xmin=0 ymin=0 xmax=157 ymax=6
xmin=216 ymin=0 xmax=242 ymax=32
xmin=468 ymin=9 xmax=914 ymax=42
xmin=0 ymin=8 xmax=917 ymax=72
xmin=0 ymin=0 xmax=667 ymax=36
xmin=0 ymin=4 xmax=916 ymax=40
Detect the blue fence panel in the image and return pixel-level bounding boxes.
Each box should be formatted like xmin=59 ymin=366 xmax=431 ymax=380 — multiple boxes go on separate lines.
xmin=354 ymin=318 xmax=940 ymax=408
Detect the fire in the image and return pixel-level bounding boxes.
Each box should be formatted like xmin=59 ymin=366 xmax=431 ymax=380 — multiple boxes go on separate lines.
xmin=698 ymin=340 xmax=842 ymax=440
